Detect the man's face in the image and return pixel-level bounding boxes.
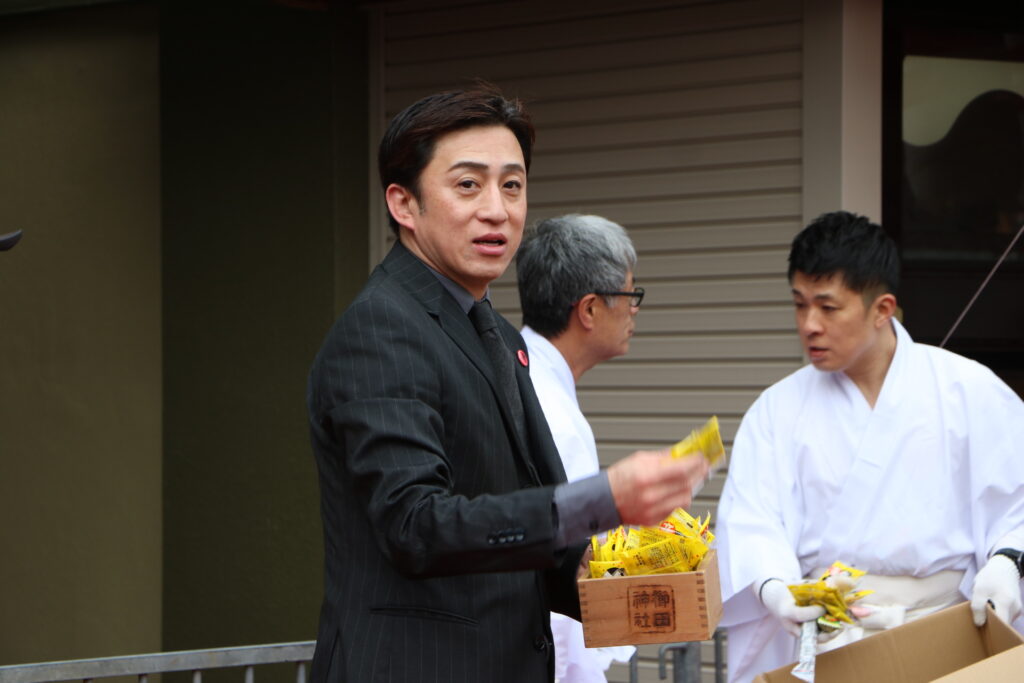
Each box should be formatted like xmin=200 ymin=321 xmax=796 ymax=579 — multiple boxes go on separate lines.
xmin=592 ymin=271 xmax=639 ymax=361
xmin=790 ymin=271 xmax=885 ymax=374
xmin=397 ymin=125 xmax=526 ymax=298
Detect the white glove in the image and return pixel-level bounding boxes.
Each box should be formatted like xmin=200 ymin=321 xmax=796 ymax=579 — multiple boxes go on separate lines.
xmin=970 ymin=553 xmax=1023 ymax=627
xmin=756 ymin=578 xmax=825 ymax=637
xmin=854 ymin=603 xmax=906 ymax=631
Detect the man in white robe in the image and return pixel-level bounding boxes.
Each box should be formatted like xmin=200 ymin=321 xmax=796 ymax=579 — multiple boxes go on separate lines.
xmin=516 ymin=214 xmax=642 ymax=682
xmin=715 ymin=211 xmax=1024 ymax=682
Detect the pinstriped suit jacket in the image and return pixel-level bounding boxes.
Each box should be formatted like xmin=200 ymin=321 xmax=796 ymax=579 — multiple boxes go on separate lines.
xmin=307 ymin=241 xmax=585 ymax=682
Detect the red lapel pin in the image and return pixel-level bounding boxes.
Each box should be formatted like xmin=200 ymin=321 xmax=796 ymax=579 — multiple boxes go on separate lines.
xmin=517 ymin=349 xmax=529 ymax=367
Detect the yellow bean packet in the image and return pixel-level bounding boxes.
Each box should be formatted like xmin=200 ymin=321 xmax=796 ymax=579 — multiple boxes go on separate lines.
xmin=660 ymin=509 xmax=715 ymax=545
xmin=681 ymin=535 xmax=709 ymax=567
xmin=591 ymin=535 xmax=603 ymax=562
xmin=788 ymin=561 xmax=875 ymax=626
xmin=621 ymin=536 xmax=688 ymax=574
xmin=589 ymin=560 xmax=625 ymax=579
xmin=623 ymin=527 xmax=643 ymax=551
xmin=670 ymin=416 xmax=726 ymax=467
xmin=638 ymin=526 xmax=670 ymax=546
xmin=820 ymin=561 xmax=866 ymax=581
xmin=599 ymin=526 xmax=623 ymax=560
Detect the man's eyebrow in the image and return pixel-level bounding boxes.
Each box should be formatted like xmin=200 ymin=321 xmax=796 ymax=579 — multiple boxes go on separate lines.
xmin=447 ymin=160 xmax=526 ymax=174
xmin=790 ymin=288 xmax=837 ymax=301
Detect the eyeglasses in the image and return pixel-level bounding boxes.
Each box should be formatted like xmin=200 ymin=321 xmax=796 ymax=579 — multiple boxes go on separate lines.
xmin=594 ymin=287 xmax=644 ymax=308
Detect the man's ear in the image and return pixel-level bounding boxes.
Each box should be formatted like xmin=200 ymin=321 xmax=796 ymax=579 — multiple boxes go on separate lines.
xmin=575 ymin=293 xmax=599 ymax=332
xmin=873 ymin=292 xmax=898 ymax=328
xmin=385 ymin=183 xmax=419 ymax=231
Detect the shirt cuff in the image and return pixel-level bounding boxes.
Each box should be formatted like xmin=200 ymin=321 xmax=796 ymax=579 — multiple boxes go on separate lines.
xmin=553 ymin=471 xmax=621 ymax=548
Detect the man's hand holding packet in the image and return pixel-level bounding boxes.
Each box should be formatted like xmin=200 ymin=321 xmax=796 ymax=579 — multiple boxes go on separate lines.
xmin=588 ymin=416 xmax=724 ymax=579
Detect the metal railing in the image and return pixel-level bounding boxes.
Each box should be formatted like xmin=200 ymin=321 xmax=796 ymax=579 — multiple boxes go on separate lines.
xmin=617 ymin=629 xmax=725 ymax=683
xmin=0 ymin=631 xmax=724 ymax=683
xmin=654 ymin=630 xmax=726 ymax=683
xmin=0 ymin=642 xmax=314 ymax=683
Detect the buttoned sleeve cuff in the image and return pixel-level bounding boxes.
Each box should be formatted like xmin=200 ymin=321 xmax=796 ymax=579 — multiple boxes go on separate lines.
xmin=552 ymin=471 xmax=621 ymax=549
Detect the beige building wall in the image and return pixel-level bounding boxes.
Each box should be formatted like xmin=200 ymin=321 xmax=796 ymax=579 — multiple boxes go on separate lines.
xmin=0 ymin=2 xmax=162 ymax=664
xmin=803 ymin=0 xmax=882 ymax=223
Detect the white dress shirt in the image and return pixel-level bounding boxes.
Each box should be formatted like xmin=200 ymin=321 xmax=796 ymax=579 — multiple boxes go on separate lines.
xmin=522 ymin=326 xmax=635 ymax=682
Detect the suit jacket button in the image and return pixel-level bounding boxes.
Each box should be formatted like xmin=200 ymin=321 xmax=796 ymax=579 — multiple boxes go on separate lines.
xmin=533 ymin=636 xmax=548 ymax=653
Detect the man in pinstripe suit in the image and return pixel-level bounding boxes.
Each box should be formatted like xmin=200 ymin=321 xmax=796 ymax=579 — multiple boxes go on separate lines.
xmin=307 ymin=85 xmax=708 ymax=682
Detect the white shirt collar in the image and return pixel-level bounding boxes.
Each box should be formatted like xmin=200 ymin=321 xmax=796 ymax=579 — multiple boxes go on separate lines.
xmin=520 ymin=326 xmax=578 ymax=405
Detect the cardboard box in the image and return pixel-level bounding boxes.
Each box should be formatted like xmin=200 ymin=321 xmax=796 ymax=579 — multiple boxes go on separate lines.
xmin=754 ymin=602 xmax=1024 ymax=682
xmin=577 ymin=548 xmax=723 ymax=647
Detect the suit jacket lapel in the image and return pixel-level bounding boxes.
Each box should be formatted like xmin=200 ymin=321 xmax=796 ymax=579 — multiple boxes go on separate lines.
xmin=382 ymin=242 xmax=540 ymax=485
xmin=493 ymin=322 xmax=541 ymax=482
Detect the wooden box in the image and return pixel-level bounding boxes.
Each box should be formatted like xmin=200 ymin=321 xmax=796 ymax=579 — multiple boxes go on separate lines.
xmin=577 ymin=548 xmax=723 ymax=647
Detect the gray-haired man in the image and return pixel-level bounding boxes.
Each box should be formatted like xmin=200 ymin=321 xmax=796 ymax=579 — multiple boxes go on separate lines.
xmin=516 ymin=214 xmax=644 ymax=682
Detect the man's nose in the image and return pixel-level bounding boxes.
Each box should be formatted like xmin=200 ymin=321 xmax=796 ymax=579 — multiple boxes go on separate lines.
xmin=476 ymin=184 xmax=509 ymax=223
xmin=799 ymin=309 xmax=823 ymax=336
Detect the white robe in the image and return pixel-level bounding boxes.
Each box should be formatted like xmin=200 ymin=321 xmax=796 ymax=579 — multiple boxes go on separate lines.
xmin=522 ymin=326 xmax=635 ymax=683
xmin=715 ymin=319 xmax=1024 ymax=683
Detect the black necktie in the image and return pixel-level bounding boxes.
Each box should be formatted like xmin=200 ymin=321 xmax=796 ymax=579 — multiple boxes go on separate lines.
xmin=468 ymin=300 xmax=526 ymax=436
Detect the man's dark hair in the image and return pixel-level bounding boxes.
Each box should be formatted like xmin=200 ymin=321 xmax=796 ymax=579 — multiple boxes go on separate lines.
xmin=517 ymin=214 xmax=636 ymax=338
xmin=788 ymin=211 xmax=900 ymax=299
xmin=378 ymin=82 xmax=535 ymax=234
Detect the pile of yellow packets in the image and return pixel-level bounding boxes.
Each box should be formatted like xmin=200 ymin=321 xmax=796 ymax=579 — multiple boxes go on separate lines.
xmin=587 ymin=417 xmax=724 ymax=579
xmin=788 ymin=561 xmax=874 ymax=631
xmin=588 ymin=508 xmax=715 ymax=578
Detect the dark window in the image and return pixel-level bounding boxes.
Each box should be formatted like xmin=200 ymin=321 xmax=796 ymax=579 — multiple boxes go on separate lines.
xmin=883 ymin=1 xmax=1024 ymax=397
